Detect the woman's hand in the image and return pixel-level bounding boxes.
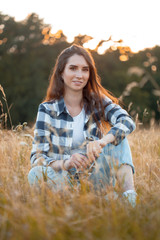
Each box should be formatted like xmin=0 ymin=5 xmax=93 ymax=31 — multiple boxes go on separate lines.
xmin=87 ymin=140 xmax=103 ymax=162
xmin=64 ymin=153 xmax=89 ymax=171
xmin=87 ymin=134 xmax=115 ymax=161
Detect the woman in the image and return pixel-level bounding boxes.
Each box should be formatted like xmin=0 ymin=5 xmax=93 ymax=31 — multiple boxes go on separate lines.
xmin=28 ymin=44 xmax=137 ymax=206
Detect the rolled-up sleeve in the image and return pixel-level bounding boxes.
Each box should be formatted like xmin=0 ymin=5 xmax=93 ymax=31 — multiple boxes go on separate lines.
xmin=104 ymin=97 xmax=136 ymax=145
xmin=30 ymin=104 xmax=54 ymax=166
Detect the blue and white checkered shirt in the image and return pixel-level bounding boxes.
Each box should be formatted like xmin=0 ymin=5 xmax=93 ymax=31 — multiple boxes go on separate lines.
xmin=30 ymin=96 xmax=136 ymax=166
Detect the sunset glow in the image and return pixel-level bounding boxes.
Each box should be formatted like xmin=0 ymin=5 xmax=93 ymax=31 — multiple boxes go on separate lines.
xmin=1 ymin=0 xmax=160 ymax=53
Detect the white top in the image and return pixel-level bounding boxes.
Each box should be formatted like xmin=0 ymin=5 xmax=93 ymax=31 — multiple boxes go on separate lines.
xmin=72 ymin=107 xmax=85 ymax=148
xmin=67 ymin=107 xmax=85 ymax=155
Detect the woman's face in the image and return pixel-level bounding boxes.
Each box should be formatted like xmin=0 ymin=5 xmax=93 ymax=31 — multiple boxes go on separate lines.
xmin=62 ymin=54 xmax=90 ymax=93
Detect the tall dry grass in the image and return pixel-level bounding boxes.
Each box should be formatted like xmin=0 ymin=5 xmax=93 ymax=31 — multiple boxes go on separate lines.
xmin=0 ymin=125 xmax=160 ymax=240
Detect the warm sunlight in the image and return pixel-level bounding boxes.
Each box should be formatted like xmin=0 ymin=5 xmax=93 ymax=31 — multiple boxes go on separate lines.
xmin=1 ymin=0 xmax=160 ymax=53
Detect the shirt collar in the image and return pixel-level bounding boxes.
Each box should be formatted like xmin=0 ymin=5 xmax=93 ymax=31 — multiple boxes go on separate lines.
xmin=83 ymin=102 xmax=91 ymax=124
xmin=55 ymin=97 xmax=67 ymax=116
xmin=55 ymin=97 xmax=91 ymax=124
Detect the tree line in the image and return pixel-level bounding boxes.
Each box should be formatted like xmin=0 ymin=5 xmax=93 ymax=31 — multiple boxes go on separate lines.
xmin=0 ymin=12 xmax=159 ymax=128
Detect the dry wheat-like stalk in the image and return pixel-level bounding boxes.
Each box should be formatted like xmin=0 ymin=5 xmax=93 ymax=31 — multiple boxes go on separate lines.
xmin=0 ymin=127 xmax=160 ymax=239
xmin=0 ymin=85 xmax=13 ymax=129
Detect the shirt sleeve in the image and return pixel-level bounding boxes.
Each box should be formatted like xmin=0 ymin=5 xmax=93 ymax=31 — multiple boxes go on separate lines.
xmin=30 ymin=103 xmax=55 ymax=166
xmin=103 ymin=96 xmax=136 ymax=145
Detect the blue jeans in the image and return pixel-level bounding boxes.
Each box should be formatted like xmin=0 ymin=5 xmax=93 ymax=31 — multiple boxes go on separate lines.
xmin=28 ymin=138 xmax=134 ymax=191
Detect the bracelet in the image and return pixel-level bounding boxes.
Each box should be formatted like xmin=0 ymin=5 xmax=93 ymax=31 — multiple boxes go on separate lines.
xmin=62 ymin=159 xmax=68 ymax=171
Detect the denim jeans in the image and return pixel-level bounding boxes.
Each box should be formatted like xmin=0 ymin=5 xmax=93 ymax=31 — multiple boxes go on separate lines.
xmin=28 ymin=138 xmax=134 ymax=191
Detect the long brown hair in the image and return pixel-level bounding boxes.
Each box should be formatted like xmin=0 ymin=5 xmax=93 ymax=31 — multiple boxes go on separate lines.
xmin=44 ymin=44 xmax=118 ymax=132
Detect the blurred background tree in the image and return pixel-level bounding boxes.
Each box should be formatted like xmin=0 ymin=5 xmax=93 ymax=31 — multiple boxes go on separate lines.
xmin=0 ymin=12 xmax=159 ymax=127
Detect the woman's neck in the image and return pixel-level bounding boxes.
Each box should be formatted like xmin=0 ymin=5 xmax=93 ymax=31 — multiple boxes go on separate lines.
xmin=64 ymin=91 xmax=83 ymax=108
xmin=64 ymin=91 xmax=83 ymax=117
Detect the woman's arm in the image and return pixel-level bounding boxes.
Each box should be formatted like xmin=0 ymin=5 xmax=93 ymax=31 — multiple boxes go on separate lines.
xmin=102 ymin=97 xmax=136 ymax=145
xmin=86 ymin=134 xmax=115 ymax=161
xmin=87 ymin=97 xmax=136 ymax=161
xmin=31 ymin=104 xmax=89 ymax=170
xmin=30 ymin=103 xmax=54 ymax=166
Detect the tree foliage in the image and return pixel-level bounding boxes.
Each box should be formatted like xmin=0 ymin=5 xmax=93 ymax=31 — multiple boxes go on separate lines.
xmin=0 ymin=12 xmax=159 ymax=127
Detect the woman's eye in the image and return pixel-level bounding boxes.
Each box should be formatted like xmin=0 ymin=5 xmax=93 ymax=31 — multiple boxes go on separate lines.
xmin=70 ymin=67 xmax=76 ymax=70
xmin=69 ymin=67 xmax=89 ymax=72
xmin=83 ymin=68 xmax=89 ymax=72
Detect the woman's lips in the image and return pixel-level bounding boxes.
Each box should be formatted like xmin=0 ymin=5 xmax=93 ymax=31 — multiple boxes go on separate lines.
xmin=72 ymin=81 xmax=83 ymax=85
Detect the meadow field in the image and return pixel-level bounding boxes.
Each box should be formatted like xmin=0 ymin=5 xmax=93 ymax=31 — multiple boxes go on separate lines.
xmin=0 ymin=125 xmax=160 ymax=240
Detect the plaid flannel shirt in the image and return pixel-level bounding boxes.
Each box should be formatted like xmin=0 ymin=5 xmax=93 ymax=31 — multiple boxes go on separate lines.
xmin=30 ymin=96 xmax=136 ymax=166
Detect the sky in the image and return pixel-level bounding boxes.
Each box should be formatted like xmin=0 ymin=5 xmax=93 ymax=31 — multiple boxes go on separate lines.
xmin=1 ymin=0 xmax=160 ymax=53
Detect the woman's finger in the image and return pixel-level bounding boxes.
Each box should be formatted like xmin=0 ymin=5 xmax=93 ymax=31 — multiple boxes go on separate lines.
xmin=87 ymin=143 xmax=96 ymax=162
xmin=79 ymin=155 xmax=89 ymax=165
xmin=93 ymin=143 xmax=102 ymax=157
xmin=92 ymin=146 xmax=100 ymax=157
xmin=87 ymin=141 xmax=102 ymax=160
xmin=77 ymin=155 xmax=89 ymax=169
xmin=71 ymin=154 xmax=88 ymax=169
xmin=73 ymin=159 xmax=82 ymax=169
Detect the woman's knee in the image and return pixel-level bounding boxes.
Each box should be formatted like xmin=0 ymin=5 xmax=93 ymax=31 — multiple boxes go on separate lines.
xmin=116 ymin=164 xmax=135 ymax=191
xmin=28 ymin=165 xmax=72 ymax=190
xmin=28 ymin=166 xmax=47 ymax=185
xmin=103 ymin=138 xmax=134 ymax=171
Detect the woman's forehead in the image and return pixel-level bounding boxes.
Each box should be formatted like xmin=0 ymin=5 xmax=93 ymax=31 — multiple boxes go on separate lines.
xmin=66 ymin=54 xmax=89 ymax=67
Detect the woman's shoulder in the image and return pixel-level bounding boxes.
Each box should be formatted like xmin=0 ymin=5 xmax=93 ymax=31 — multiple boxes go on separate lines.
xmin=101 ymin=94 xmax=113 ymax=105
xmin=91 ymin=92 xmax=112 ymax=103
xmin=38 ymin=100 xmax=57 ymax=113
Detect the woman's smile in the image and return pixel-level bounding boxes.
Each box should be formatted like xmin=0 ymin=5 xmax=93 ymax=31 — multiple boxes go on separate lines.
xmin=72 ymin=80 xmax=83 ymax=85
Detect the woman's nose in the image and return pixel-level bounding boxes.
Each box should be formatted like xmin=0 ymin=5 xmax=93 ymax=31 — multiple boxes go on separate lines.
xmin=75 ymin=70 xmax=82 ymax=78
